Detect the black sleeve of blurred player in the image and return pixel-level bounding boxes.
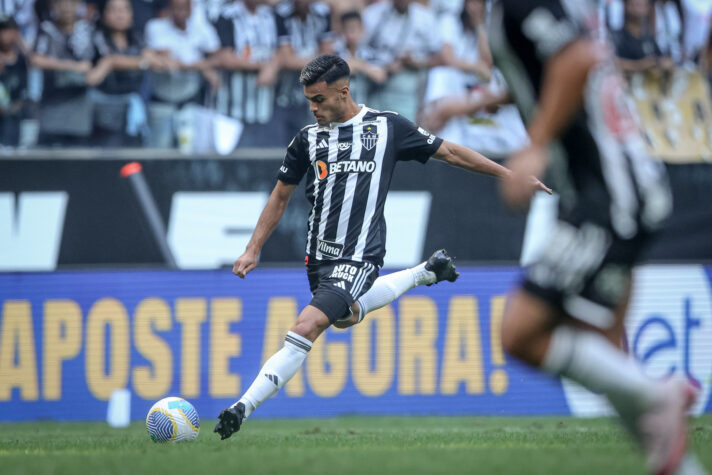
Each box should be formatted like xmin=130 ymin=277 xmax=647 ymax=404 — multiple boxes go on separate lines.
xmin=389 ymin=113 xmax=443 ymax=164
xmin=501 ymin=0 xmax=581 ymax=62
xmin=277 ymin=132 xmax=310 ymax=184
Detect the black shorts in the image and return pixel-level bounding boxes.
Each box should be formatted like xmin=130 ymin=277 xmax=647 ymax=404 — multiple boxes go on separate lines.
xmin=306 ymin=259 xmax=379 ymax=323
xmin=522 ymin=219 xmax=652 ymax=330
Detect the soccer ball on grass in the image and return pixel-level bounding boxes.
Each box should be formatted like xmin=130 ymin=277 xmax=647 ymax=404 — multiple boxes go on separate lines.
xmin=146 ymin=397 xmax=200 ymax=442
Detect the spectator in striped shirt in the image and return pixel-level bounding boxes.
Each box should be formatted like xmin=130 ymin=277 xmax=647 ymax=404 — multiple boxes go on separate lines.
xmin=214 ymin=0 xmax=280 ymax=146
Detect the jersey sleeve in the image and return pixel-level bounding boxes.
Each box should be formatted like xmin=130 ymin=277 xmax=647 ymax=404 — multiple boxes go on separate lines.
xmin=277 ymin=133 xmax=310 ymax=184
xmin=390 ymin=113 xmax=443 ymax=163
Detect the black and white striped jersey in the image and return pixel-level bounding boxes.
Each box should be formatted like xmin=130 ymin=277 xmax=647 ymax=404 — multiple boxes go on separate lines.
xmin=278 ymin=106 xmax=443 ymax=266
xmin=214 ymin=3 xmax=278 ymax=124
xmin=490 ymin=0 xmax=671 ymax=239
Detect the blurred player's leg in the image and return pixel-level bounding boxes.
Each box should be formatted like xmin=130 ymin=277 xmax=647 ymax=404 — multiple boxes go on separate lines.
xmin=502 ymin=289 xmax=698 ymax=475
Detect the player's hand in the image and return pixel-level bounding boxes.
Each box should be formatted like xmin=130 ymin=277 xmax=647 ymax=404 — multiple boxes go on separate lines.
xmin=232 ymin=249 xmax=259 ymax=278
xmin=500 ymin=144 xmax=551 ymax=210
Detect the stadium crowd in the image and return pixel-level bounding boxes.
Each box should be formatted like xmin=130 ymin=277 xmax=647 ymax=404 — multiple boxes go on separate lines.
xmin=0 ymin=0 xmax=711 ymax=150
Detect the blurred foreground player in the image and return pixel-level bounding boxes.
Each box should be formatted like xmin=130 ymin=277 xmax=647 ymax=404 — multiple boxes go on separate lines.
xmin=215 ymin=54 xmax=551 ymax=438
xmin=491 ymin=1 xmax=706 ymax=474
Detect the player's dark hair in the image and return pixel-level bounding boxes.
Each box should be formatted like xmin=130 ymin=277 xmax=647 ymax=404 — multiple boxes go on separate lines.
xmin=299 ymin=54 xmax=350 ymax=86
xmin=340 ymin=10 xmax=362 ymax=25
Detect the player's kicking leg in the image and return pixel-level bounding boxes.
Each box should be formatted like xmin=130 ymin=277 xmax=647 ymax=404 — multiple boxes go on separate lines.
xmin=334 ymin=249 xmax=460 ymax=329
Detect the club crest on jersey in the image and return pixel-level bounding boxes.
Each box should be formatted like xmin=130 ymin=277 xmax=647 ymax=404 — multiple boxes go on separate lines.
xmin=361 ymin=126 xmax=378 ymax=150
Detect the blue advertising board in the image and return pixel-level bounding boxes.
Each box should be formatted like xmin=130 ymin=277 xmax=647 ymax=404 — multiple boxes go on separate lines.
xmin=1 ymin=266 xmax=711 ymax=421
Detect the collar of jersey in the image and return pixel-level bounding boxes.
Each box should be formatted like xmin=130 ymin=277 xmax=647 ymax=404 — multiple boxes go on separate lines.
xmin=323 ymin=105 xmax=369 ymax=130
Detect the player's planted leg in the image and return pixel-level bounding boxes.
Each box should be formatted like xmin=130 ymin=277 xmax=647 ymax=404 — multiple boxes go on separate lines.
xmin=215 ymin=330 xmax=312 ymax=439
xmin=353 ymin=249 xmax=459 ymax=323
xmin=215 ymin=307 xmax=328 ymax=440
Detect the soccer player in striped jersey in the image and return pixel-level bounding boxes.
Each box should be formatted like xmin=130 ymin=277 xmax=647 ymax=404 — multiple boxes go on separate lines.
xmin=214 ymin=54 xmax=551 ymax=439
xmin=491 ymin=1 xmax=705 ymax=474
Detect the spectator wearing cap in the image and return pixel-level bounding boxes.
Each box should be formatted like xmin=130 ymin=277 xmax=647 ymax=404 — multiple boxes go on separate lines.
xmin=362 ymin=0 xmax=441 ymax=121
xmin=334 ymin=10 xmax=386 ymax=105
xmin=0 ymin=16 xmax=28 ymax=146
xmin=144 ymin=0 xmax=220 ymax=147
xmin=272 ymin=0 xmax=334 ymax=144
xmin=32 ymin=0 xmax=95 ymax=146
xmin=214 ymin=0 xmax=280 ymax=147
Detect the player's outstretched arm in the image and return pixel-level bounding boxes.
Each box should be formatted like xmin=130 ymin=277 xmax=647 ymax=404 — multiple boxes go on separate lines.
xmin=432 ymin=140 xmax=552 ymax=195
xmin=232 ymin=180 xmax=297 ymax=278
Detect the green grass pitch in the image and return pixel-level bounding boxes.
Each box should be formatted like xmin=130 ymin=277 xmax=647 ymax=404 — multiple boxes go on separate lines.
xmin=1 ymin=416 xmax=711 ymax=475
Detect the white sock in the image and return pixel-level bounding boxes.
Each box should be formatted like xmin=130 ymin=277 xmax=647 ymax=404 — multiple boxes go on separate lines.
xmin=355 ymin=262 xmax=435 ymax=321
xmin=236 ymin=331 xmax=312 ymax=417
xmin=542 ymin=326 xmax=658 ymax=414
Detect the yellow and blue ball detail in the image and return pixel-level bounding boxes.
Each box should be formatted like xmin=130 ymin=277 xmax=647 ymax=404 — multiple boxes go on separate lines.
xmin=146 ymin=408 xmax=177 ymax=442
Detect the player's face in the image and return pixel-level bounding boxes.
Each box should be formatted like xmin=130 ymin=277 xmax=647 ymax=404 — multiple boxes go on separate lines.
xmin=304 ymin=81 xmax=349 ymax=126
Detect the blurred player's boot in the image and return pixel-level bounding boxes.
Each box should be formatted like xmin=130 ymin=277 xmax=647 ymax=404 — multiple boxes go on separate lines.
xmin=355 ymin=249 xmax=458 ymax=322
xmin=424 ymin=249 xmax=459 ymax=285
xmin=673 ymin=454 xmax=709 ymax=475
xmin=638 ymin=379 xmax=702 ymax=475
xmin=214 ymin=402 xmax=245 ymax=440
xmin=542 ymin=326 xmax=707 ymax=475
